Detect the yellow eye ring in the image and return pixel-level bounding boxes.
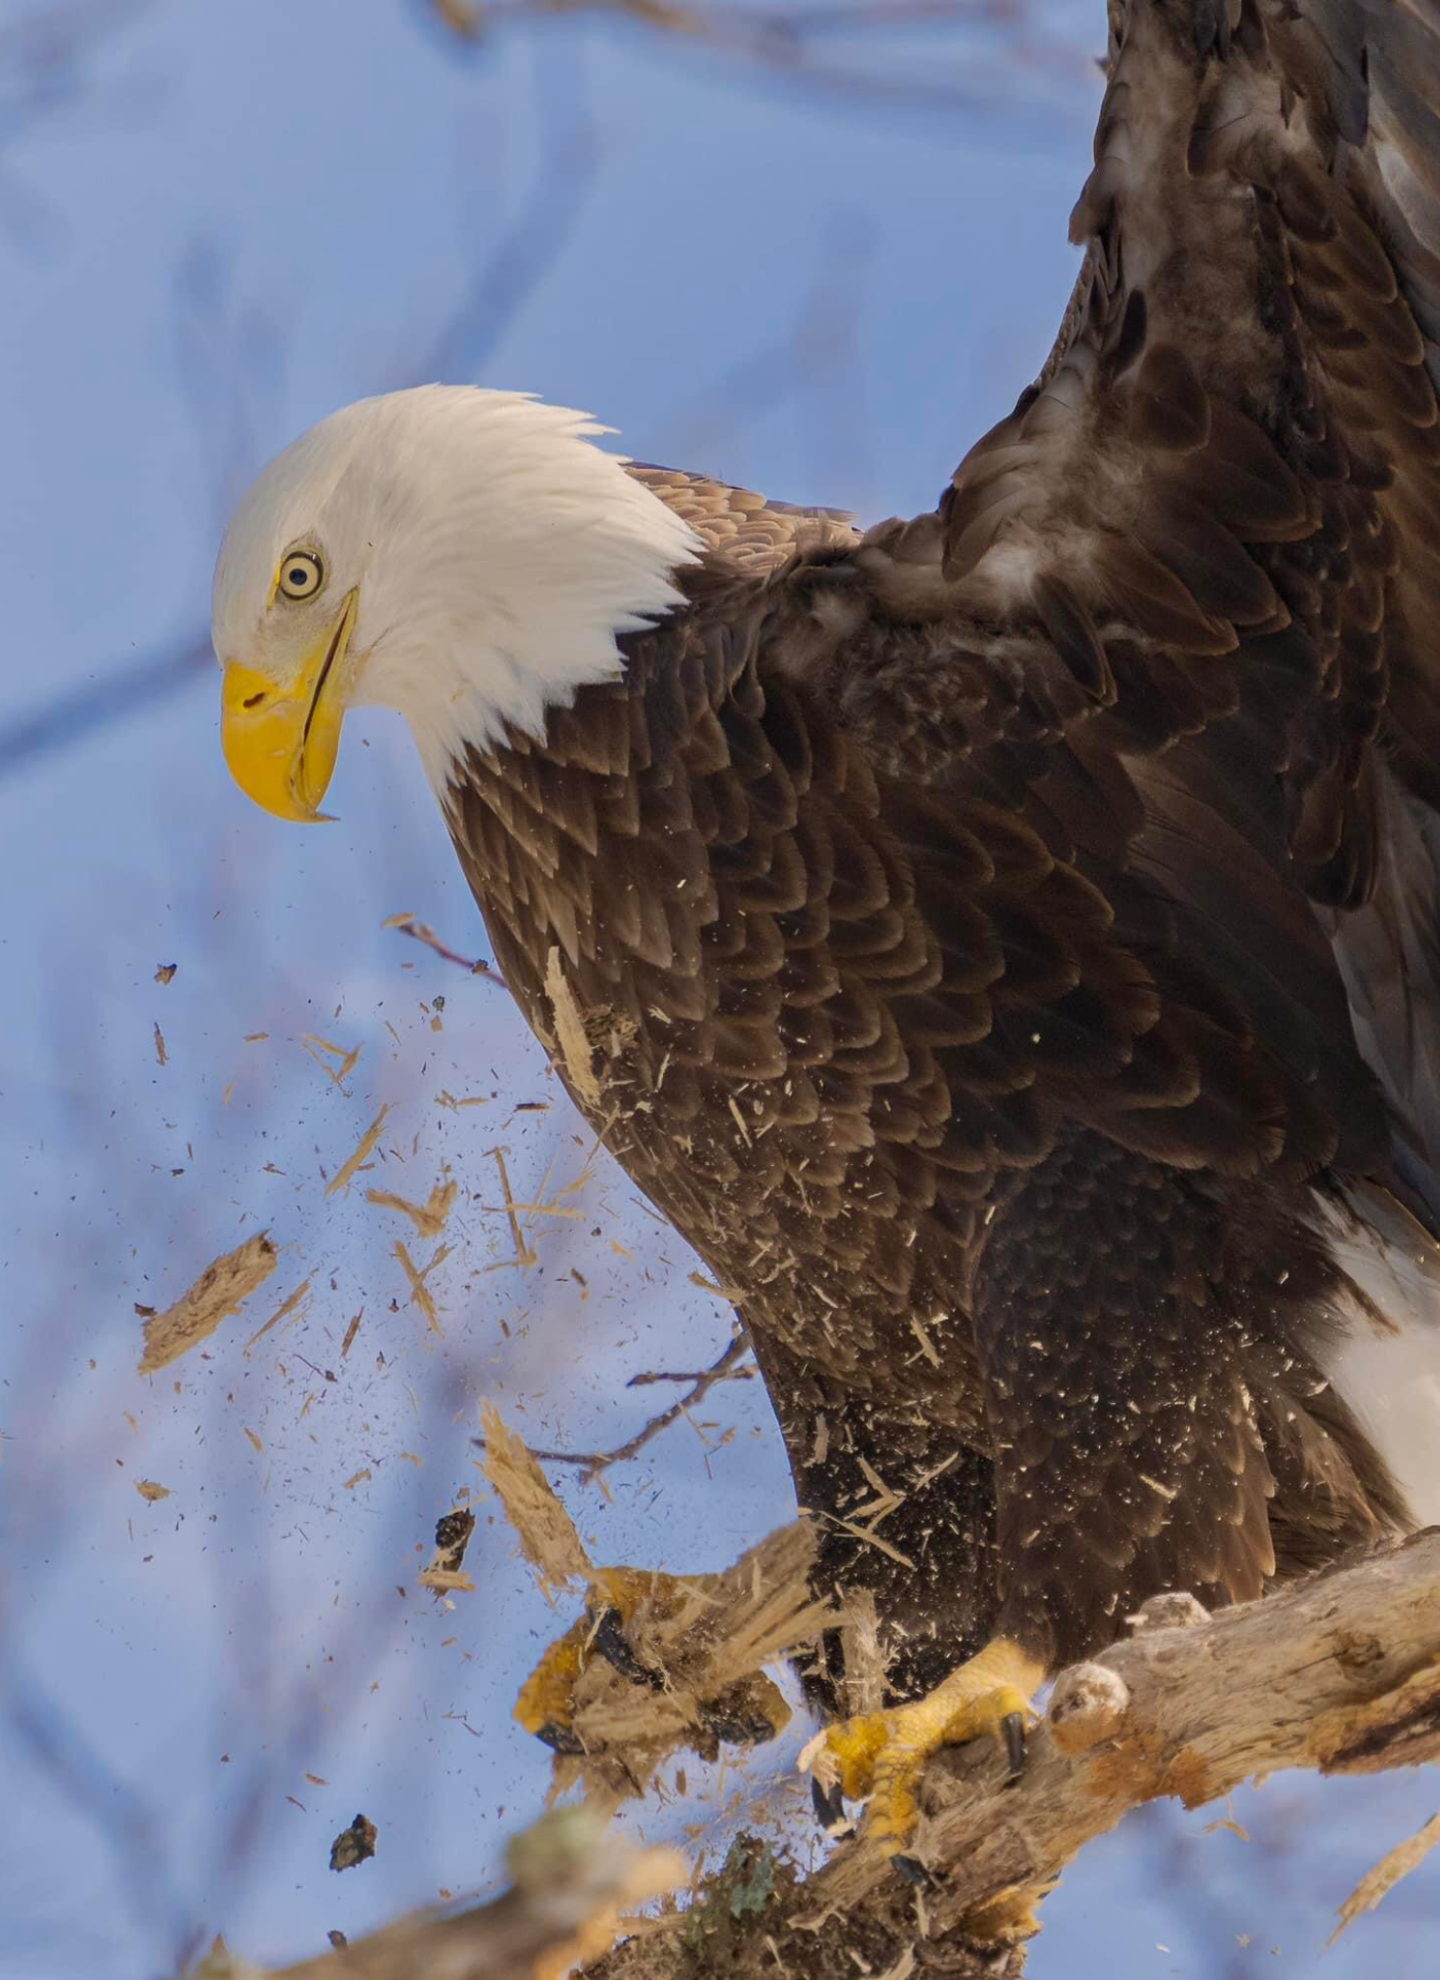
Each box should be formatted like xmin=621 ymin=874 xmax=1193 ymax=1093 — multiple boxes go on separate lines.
xmin=278 ymin=551 xmax=324 ymax=601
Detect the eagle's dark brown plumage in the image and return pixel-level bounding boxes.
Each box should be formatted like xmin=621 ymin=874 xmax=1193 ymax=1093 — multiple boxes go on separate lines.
xmin=211 ymin=0 xmax=1440 ymax=1801
xmin=443 ymin=0 xmax=1440 ymax=1710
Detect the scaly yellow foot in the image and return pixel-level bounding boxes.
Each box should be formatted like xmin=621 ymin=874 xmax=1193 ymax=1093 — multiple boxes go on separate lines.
xmin=799 ymin=1636 xmax=1047 ymax=1867
xmin=515 ymin=1566 xmax=789 ymax=1758
xmin=515 ymin=1567 xmax=685 ymax=1752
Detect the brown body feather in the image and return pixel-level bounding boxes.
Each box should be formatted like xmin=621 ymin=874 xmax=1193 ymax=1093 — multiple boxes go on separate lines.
xmin=446 ymin=0 xmax=1440 ymax=1690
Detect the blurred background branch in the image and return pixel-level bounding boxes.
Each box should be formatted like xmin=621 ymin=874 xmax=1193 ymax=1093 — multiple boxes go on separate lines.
xmin=0 ymin=0 xmax=1090 ymax=788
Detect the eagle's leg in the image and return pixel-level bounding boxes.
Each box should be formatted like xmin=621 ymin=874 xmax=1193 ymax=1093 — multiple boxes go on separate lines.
xmin=799 ymin=1635 xmax=1045 ymax=1858
xmin=803 ymin=1135 xmax=1289 ymax=1872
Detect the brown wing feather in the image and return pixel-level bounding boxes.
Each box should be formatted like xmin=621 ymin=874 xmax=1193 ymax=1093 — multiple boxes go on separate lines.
xmin=826 ymin=0 xmax=1440 ymax=1216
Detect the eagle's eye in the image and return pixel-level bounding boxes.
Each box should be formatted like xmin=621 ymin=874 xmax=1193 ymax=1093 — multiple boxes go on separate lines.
xmin=278 ymin=551 xmax=324 ymax=601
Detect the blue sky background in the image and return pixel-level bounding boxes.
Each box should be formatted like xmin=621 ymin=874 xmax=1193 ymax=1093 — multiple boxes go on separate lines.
xmin=2 ymin=2 xmax=1437 ymax=1974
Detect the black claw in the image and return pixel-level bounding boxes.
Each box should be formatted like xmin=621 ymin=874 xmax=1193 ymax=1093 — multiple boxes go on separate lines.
xmin=592 ymin=1606 xmax=664 ymax=1688
xmin=810 ymin=1774 xmax=850 ymax=1834
xmin=699 ymin=1702 xmax=779 ymax=1747
xmin=891 ymin=1852 xmax=934 ymax=1888
xmin=535 ymin=1720 xmax=585 ymax=1755
xmin=1002 ymin=1710 xmax=1027 ymax=1781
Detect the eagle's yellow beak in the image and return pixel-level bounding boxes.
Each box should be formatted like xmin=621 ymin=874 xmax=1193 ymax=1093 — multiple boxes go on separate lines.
xmin=220 ymin=590 xmax=358 ymax=822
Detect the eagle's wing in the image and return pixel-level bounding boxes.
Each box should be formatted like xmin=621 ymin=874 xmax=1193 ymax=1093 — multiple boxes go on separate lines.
xmin=821 ymin=0 xmax=1440 ymax=1222
xmin=460 ymin=0 xmax=1440 ymax=1689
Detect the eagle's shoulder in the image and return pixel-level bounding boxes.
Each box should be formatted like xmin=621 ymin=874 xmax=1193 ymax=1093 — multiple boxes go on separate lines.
xmin=625 ymin=462 xmax=860 ymax=585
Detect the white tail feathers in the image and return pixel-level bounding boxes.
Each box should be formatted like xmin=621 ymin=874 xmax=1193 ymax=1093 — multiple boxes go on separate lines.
xmin=1311 ymin=1183 xmax=1440 ymax=1526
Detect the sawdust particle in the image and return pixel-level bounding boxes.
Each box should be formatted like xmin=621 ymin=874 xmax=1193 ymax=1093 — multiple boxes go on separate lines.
xmin=545 ymin=946 xmax=601 ymax=1106
xmin=366 ymin=1180 xmax=457 ymax=1238
xmin=244 ymin=1278 xmax=311 ymax=1353
xmin=395 ymin=1240 xmax=448 ymax=1334
xmin=418 ymin=1567 xmax=476 ymax=1593
xmin=302 ymin=1033 xmax=362 ymax=1090
xmin=689 ymin=1270 xmax=744 ymax=1303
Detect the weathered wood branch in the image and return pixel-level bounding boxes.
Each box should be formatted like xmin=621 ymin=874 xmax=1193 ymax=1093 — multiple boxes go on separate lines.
xmin=218 ymin=1530 xmax=1440 ymax=1980
xmin=582 ymin=1527 xmax=1440 ymax=1979
xmin=197 ymin=1811 xmax=684 ymax=1980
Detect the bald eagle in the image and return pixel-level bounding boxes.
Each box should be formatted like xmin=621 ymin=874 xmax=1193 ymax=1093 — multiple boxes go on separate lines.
xmin=214 ymin=0 xmax=1440 ymax=1860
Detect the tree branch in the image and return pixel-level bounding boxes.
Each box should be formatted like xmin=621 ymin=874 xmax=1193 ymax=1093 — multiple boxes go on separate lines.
xmin=383 ymin=914 xmax=508 ymax=986
xmin=577 ymin=1529 xmax=1440 ymax=1977
xmin=417 ymin=0 xmax=1076 ymax=116
xmin=207 ymin=1528 xmax=1440 ymax=1980
xmin=499 ymin=1334 xmax=755 ymax=1483
xmin=231 ymin=1810 xmax=685 ymax=1980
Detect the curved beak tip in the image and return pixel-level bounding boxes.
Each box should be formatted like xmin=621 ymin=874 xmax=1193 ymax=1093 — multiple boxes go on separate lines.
xmin=219 ymin=592 xmax=357 ymax=824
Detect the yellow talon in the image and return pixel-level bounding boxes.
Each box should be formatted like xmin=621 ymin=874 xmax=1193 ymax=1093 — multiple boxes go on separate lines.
xmin=801 ymin=1637 xmax=1046 ymax=1860
xmin=514 ymin=1565 xmax=791 ymax=1759
xmin=514 ymin=1625 xmax=589 ymax=1747
xmin=513 ymin=1567 xmax=681 ymax=1750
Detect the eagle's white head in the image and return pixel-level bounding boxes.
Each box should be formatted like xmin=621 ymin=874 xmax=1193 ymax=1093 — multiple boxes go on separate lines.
xmin=211 ymin=385 xmax=700 ymax=818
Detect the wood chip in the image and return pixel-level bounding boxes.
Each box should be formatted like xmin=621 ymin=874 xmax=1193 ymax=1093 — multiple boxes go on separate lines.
xmin=688 ymin=1270 xmax=745 ymax=1303
xmin=153 ymin=1022 xmax=168 ymax=1066
xmin=302 ymin=1033 xmax=362 ymax=1090
xmin=487 ymin=1148 xmax=537 ymax=1269
xmin=366 ymin=1180 xmax=458 ymax=1238
xmin=418 ymin=1567 xmax=476 ymax=1594
xmin=342 ymin=1469 xmax=372 ymax=1491
xmin=422 ymin=1504 xmax=477 ymax=1597
xmin=545 ymin=945 xmax=601 ymax=1106
xmin=340 ymin=1308 xmax=364 ymax=1357
xmin=395 ymin=1240 xmax=448 ymax=1334
xmin=479 ymin=1400 xmax=590 ymax=1592
xmin=137 ymin=1232 xmax=278 ymax=1374
xmin=1331 ymin=1810 xmax=1440 ymax=1942
xmin=326 ymin=1106 xmax=389 ymax=1196
xmin=243 ymin=1427 xmax=263 ymax=1454
xmin=154 ymin=963 xmax=177 ymax=985
xmin=135 ymin=1480 xmax=171 ymax=1503
xmin=244 ymin=1278 xmax=311 ymax=1353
